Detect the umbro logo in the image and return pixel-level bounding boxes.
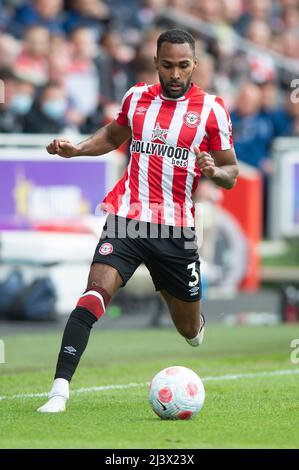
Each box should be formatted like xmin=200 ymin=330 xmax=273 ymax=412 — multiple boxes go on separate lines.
xmin=64 ymin=346 xmax=77 ymax=355
xmin=136 ymin=106 xmax=147 ymax=114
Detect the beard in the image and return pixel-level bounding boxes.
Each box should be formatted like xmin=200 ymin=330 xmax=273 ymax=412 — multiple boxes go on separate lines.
xmin=159 ymin=74 xmax=192 ymax=99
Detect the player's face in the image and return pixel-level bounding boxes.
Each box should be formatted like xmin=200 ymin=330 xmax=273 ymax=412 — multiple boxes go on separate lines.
xmin=154 ymin=42 xmax=197 ymax=99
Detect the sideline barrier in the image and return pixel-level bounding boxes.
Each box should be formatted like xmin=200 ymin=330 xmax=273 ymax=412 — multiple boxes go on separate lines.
xmin=221 ymin=162 xmax=262 ymax=291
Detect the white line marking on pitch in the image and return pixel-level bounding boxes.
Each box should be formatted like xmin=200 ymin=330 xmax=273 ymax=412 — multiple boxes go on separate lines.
xmin=0 ymin=368 xmax=298 ymax=402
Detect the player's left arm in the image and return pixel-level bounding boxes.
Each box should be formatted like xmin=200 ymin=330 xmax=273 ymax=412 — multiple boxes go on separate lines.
xmin=194 ymin=146 xmax=239 ymax=189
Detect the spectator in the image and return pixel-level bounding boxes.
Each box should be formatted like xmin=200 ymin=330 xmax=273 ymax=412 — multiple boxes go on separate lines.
xmin=231 ymin=81 xmax=277 ymax=236
xmin=79 ymin=100 xmax=105 ymax=135
xmin=245 ymin=20 xmax=276 ymax=83
xmin=133 ymin=54 xmax=158 ymax=84
xmin=106 ymin=0 xmax=147 ymax=45
xmin=142 ymin=28 xmax=166 ymax=57
xmin=14 ymin=25 xmax=50 ymax=86
xmin=260 ymin=80 xmax=282 ymax=113
xmin=222 ymin=0 xmax=244 ymax=26
xmin=192 ymin=53 xmax=216 ymax=93
xmin=270 ymin=97 xmax=299 ymax=137
xmin=100 ymin=30 xmax=136 ymax=102
xmin=0 ymin=68 xmax=25 ymax=133
xmin=0 ymin=33 xmax=20 ymax=69
xmin=269 ymin=31 xmax=285 ymax=55
xmin=131 ymin=0 xmax=168 ymax=33
xmin=64 ymin=26 xmax=99 ymax=127
xmin=230 ymin=82 xmax=275 ymax=170
xmin=194 ymin=0 xmax=223 ymax=23
xmin=10 ymin=78 xmax=35 ymax=117
xmin=23 ymin=81 xmax=69 ymax=134
xmin=234 ymin=0 xmax=272 ymax=36
xmin=282 ymin=30 xmax=299 ymax=61
xmin=63 ymin=0 xmax=110 ymax=40
xmin=281 ymin=6 xmax=299 ymax=33
xmin=48 ymin=33 xmax=71 ymax=84
xmin=279 ymin=31 xmax=299 ymax=89
xmin=8 ymin=0 xmax=65 ymax=38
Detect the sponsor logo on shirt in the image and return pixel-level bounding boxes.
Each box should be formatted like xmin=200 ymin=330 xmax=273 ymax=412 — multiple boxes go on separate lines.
xmin=129 ymin=122 xmax=191 ymax=168
xmin=151 ymin=122 xmax=169 ymax=144
xmin=131 ymin=139 xmax=188 ymax=168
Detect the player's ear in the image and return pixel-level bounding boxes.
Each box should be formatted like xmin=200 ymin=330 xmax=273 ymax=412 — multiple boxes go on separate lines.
xmin=154 ymin=55 xmax=158 ymax=70
xmin=193 ymin=57 xmax=198 ymax=71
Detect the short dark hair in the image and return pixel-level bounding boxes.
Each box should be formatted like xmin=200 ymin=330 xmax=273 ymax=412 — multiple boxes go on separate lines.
xmin=157 ymin=29 xmax=195 ymax=56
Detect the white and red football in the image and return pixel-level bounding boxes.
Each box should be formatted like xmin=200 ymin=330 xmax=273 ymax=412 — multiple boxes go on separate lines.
xmin=148 ymin=366 xmax=205 ymax=420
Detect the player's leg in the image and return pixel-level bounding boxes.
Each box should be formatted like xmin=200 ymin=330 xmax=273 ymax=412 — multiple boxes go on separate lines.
xmin=145 ymin=224 xmax=204 ymax=347
xmin=37 ymin=263 xmax=122 ymax=413
xmin=53 ymin=263 xmax=122 ymax=384
xmin=37 ymin=214 xmax=146 ymax=412
xmin=160 ymin=290 xmax=205 ymax=346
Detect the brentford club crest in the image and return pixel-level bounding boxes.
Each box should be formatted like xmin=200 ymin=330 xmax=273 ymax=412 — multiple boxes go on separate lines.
xmin=183 ymin=111 xmax=201 ymax=128
xmin=99 ymin=242 xmax=113 ymax=255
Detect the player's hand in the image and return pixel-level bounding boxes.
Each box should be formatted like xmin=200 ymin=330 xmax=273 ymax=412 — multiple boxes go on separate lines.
xmin=46 ymin=139 xmax=80 ymax=158
xmin=193 ymin=147 xmax=217 ymax=179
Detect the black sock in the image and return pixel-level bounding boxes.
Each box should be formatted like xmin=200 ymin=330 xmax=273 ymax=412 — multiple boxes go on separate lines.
xmin=54 ymin=307 xmax=97 ymax=382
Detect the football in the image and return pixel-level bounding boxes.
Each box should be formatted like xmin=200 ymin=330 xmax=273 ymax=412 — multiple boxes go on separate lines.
xmin=148 ymin=366 xmax=205 ymax=420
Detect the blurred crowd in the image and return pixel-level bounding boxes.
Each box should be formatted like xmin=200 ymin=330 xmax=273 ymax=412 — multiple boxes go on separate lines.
xmin=0 ymin=0 xmax=299 ymax=175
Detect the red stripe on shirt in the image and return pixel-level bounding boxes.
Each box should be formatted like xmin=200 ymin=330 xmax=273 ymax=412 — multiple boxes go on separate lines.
xmin=102 ymin=168 xmax=129 ymax=214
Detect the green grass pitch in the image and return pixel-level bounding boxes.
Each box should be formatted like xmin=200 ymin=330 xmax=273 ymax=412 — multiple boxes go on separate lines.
xmin=0 ymin=324 xmax=299 ymax=449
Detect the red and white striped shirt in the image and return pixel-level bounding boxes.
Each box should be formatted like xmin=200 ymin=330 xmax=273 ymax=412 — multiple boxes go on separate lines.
xmin=102 ymin=82 xmax=233 ymax=227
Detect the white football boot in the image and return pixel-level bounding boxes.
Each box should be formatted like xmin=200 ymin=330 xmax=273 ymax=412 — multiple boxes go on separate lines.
xmin=185 ymin=314 xmax=205 ymax=347
xmin=37 ymin=378 xmax=69 ymax=413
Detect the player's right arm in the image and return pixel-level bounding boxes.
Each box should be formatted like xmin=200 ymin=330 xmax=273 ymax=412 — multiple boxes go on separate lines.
xmin=46 ymin=120 xmax=132 ymax=158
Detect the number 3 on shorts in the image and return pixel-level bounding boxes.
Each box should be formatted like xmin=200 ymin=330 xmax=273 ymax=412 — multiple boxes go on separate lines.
xmin=187 ymin=262 xmax=199 ymax=287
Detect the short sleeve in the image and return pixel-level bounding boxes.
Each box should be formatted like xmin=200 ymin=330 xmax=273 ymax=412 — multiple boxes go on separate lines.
xmin=115 ymin=90 xmax=133 ymax=126
xmin=206 ymin=97 xmax=233 ymax=151
xmin=115 ymin=83 xmax=146 ymax=127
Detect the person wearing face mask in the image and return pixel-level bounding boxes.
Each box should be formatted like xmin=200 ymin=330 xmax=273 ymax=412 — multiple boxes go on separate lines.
xmin=0 ymin=68 xmax=27 ymax=133
xmin=23 ymin=81 xmax=68 ymax=133
xmin=10 ymin=79 xmax=35 ymax=116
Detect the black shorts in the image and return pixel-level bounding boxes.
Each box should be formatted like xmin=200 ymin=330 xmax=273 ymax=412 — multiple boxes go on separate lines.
xmin=92 ymin=214 xmax=201 ymax=302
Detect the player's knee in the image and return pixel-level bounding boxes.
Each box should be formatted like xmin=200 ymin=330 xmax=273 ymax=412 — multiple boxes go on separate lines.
xmin=87 ymin=263 xmax=122 ymax=294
